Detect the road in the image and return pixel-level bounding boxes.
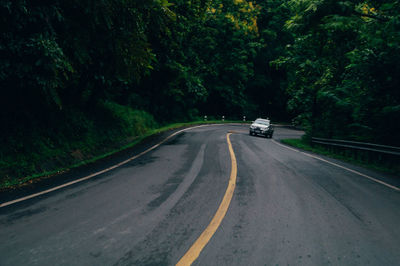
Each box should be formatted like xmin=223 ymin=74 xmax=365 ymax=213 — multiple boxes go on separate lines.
xmin=1 ymin=124 xmax=399 ymax=265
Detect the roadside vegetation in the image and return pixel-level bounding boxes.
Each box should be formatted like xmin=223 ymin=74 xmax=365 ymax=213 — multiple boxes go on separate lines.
xmin=1 ymin=0 xmax=399 ymax=187
xmin=0 ymin=118 xmax=246 ymax=189
xmin=281 ymin=138 xmax=399 ymax=175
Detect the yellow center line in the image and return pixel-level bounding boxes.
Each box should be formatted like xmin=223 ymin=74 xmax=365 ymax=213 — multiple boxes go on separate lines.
xmin=176 ymin=133 xmax=237 ymax=266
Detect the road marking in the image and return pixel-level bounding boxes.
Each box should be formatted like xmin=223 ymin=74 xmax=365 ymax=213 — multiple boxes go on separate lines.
xmin=271 ymin=139 xmax=301 ymax=153
xmin=176 ymin=133 xmax=237 ymax=266
xmin=0 ymin=125 xmax=213 ymax=208
xmin=271 ymin=139 xmax=400 ymax=192
xmin=228 ymin=130 xmax=247 ymax=134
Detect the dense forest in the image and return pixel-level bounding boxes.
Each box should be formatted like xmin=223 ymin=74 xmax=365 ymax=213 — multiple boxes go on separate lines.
xmin=1 ymin=0 xmax=399 ymax=182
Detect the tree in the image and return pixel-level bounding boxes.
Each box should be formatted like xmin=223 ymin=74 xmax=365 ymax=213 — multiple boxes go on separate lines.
xmin=274 ymin=0 xmax=400 ymax=145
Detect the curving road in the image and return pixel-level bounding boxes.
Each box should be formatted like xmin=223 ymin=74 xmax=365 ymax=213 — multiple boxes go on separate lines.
xmin=1 ymin=124 xmax=399 ymax=265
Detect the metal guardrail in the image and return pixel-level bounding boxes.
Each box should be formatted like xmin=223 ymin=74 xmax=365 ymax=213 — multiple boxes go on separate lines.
xmin=311 ymin=137 xmax=400 ymax=156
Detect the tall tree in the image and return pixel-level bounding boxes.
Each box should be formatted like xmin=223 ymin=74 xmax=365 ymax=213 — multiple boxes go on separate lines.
xmin=274 ymin=0 xmax=400 ymax=145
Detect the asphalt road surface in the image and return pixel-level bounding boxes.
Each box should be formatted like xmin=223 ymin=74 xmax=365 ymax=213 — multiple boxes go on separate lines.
xmin=1 ymin=124 xmax=399 ymax=265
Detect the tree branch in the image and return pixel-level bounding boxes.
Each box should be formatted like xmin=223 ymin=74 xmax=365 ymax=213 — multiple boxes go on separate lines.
xmin=353 ymin=10 xmax=389 ymax=22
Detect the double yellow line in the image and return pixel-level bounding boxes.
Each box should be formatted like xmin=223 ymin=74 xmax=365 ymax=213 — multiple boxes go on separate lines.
xmin=177 ymin=133 xmax=237 ymax=265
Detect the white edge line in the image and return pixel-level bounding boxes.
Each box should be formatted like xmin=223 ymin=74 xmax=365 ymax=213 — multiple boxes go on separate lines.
xmin=271 ymin=139 xmax=400 ymax=192
xmin=0 ymin=124 xmax=220 ymax=208
xmin=272 ymin=139 xmax=300 ymax=153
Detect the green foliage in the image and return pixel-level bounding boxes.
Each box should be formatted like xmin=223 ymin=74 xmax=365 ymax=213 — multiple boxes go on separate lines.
xmin=100 ymin=101 xmax=158 ymax=136
xmin=1 ymin=0 xmax=281 ymax=125
xmin=277 ymin=0 xmax=400 ymax=145
xmin=281 ymin=138 xmax=398 ymax=174
xmin=2 ymin=0 xmax=399 ymax=185
xmin=0 ymin=104 xmax=157 ymax=186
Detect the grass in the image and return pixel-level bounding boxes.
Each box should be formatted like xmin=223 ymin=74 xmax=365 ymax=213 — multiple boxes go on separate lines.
xmin=0 ymin=120 xmax=247 ymax=190
xmin=281 ymin=138 xmax=398 ymax=175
